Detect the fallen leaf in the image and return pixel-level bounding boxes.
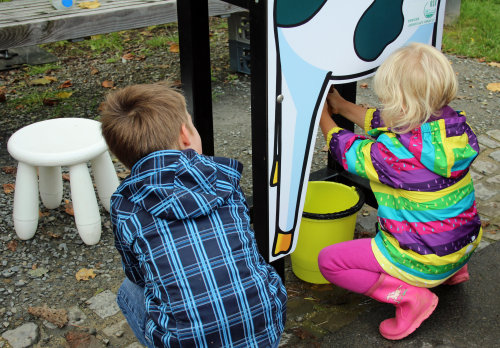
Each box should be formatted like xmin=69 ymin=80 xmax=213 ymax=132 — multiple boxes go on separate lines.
xmin=486 ymin=83 xmax=500 ymax=92
xmin=65 ymin=331 xmax=93 ymax=347
xmin=2 ymin=166 xmax=16 ymax=174
xmin=47 ymin=231 xmax=61 ymax=239
xmin=90 ymin=67 xmax=99 ymax=75
xmin=122 ymin=53 xmax=134 ymax=60
xmin=64 ymin=199 xmax=74 ymax=216
xmin=78 ymin=1 xmax=101 ymax=9
xmin=62 ymin=173 xmax=71 ymax=181
xmin=169 ymin=43 xmax=180 ymax=53
xmin=102 ymin=80 xmax=114 ymax=88
xmin=292 ymin=327 xmax=316 ymax=340
xmin=3 ymin=183 xmax=15 ymax=194
xmin=28 ymin=267 xmax=49 ymax=278
xmin=487 ymin=62 xmax=500 ymax=68
xmin=56 ymin=91 xmax=73 ymax=99
xmin=75 ymin=268 xmax=96 ymax=281
xmin=117 ymin=171 xmax=130 ymax=179
xmin=58 ymin=80 xmax=72 ymax=89
xmin=28 ymin=305 xmax=68 ymax=328
xmin=43 ymin=98 xmax=59 ymax=106
xmin=360 ymin=83 xmax=368 ymax=88
xmin=7 ymin=240 xmax=17 ymax=252
xmin=44 ymin=76 xmax=57 ymax=82
xmin=39 ymin=210 xmax=50 ymax=218
xmin=30 ymin=77 xmax=53 ymax=86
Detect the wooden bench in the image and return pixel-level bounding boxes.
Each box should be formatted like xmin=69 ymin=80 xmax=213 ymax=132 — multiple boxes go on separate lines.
xmin=0 ymin=0 xmax=244 ymax=50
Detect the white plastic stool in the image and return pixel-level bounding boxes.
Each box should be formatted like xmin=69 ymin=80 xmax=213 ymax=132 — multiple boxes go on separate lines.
xmin=7 ymin=118 xmax=119 ymax=245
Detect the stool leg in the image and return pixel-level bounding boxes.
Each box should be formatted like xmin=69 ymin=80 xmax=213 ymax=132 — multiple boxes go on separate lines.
xmin=39 ymin=166 xmax=63 ymax=209
xmin=69 ymin=163 xmax=101 ymax=245
xmin=13 ymin=162 xmax=39 ymax=240
xmin=91 ymin=151 xmax=119 ymax=212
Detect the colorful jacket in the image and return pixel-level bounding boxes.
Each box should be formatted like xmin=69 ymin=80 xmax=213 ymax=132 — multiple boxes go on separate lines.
xmin=110 ymin=149 xmax=287 ymax=347
xmin=326 ymin=106 xmax=482 ymax=287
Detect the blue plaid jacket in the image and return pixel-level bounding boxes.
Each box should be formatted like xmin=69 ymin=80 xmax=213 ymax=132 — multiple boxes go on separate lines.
xmin=110 ymin=149 xmax=287 ymax=347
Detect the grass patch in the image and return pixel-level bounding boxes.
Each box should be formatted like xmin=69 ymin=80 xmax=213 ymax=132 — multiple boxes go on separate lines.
xmin=443 ymin=0 xmax=500 ymax=62
xmin=145 ymin=36 xmax=171 ymax=49
xmin=24 ymin=63 xmax=61 ymax=76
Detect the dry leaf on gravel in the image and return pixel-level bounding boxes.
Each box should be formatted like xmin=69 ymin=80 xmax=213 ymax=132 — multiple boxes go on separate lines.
xmin=122 ymin=53 xmax=134 ymax=60
xmin=59 ymin=80 xmax=72 ymax=89
xmin=2 ymin=166 xmax=16 ymax=174
xmin=28 ymin=305 xmax=68 ymax=328
xmin=3 ymin=183 xmax=15 ymax=194
xmin=7 ymin=240 xmax=17 ymax=252
xmin=43 ymin=98 xmax=59 ymax=106
xmin=486 ymin=83 xmax=500 ymax=92
xmin=30 ymin=77 xmax=53 ymax=86
xmin=56 ymin=91 xmax=73 ymax=99
xmin=169 ymin=43 xmax=180 ymax=53
xmin=62 ymin=173 xmax=71 ymax=181
xmin=487 ymin=62 xmax=500 ymax=68
xmin=64 ymin=199 xmax=74 ymax=216
xmin=75 ymin=268 xmax=96 ymax=281
xmin=102 ymin=80 xmax=114 ymax=88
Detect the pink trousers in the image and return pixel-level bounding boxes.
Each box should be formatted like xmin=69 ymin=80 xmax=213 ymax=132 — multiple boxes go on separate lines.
xmin=318 ymin=238 xmax=386 ymax=294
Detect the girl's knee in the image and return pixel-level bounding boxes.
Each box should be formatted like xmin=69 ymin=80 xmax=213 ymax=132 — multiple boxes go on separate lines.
xmin=318 ymin=244 xmax=342 ymax=272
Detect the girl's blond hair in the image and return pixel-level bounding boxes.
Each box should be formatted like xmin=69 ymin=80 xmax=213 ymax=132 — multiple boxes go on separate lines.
xmin=373 ymin=43 xmax=457 ymax=133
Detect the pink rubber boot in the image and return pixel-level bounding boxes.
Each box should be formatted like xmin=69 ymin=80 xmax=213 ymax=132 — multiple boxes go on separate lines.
xmin=365 ymin=274 xmax=439 ymax=340
xmin=444 ymin=264 xmax=469 ymax=285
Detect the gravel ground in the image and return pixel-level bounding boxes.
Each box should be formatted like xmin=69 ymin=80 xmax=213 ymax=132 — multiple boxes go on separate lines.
xmin=0 ymin=19 xmax=499 ymax=347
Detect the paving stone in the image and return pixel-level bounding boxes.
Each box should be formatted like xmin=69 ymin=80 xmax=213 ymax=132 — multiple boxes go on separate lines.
xmin=68 ymin=306 xmax=87 ymax=326
xmin=474 ymin=183 xmax=498 ymax=201
xmin=472 ymin=160 xmax=499 ymax=175
xmin=126 ymin=343 xmax=146 ymax=348
xmin=486 ymin=129 xmax=500 ymax=142
xmin=470 ymin=170 xmax=484 ymax=181
xmin=483 ymin=229 xmax=500 ymax=242
xmin=478 ymin=134 xmax=500 ymax=149
xmin=486 ymin=174 xmax=500 ymax=185
xmin=489 ymin=150 xmax=500 ymax=162
xmin=103 ymin=319 xmax=128 ymax=337
xmin=1 ymin=322 xmax=39 ymax=348
xmin=87 ymin=290 xmax=120 ymax=319
xmin=477 ymin=202 xmax=499 ymax=219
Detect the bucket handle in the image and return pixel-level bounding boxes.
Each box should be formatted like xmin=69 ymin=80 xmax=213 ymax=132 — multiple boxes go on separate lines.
xmin=302 ymin=186 xmax=365 ymax=220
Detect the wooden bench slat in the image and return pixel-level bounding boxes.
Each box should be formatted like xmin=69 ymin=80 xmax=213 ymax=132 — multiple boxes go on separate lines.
xmin=0 ymin=0 xmax=245 ymax=50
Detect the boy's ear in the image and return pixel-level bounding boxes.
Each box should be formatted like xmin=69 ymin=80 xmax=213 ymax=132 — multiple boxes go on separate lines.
xmin=179 ymin=123 xmax=191 ymax=149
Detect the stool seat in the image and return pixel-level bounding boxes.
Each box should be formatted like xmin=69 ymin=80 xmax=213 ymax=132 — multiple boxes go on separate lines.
xmin=7 ymin=118 xmax=119 ymax=245
xmin=7 ymin=118 xmax=107 ymax=167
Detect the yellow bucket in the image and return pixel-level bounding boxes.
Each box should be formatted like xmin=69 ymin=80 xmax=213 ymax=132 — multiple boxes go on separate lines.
xmin=291 ymin=181 xmax=364 ymax=284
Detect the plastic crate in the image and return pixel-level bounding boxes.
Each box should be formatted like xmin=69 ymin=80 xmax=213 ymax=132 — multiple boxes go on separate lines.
xmin=229 ymin=40 xmax=251 ymax=74
xmin=228 ymin=12 xmax=250 ymax=44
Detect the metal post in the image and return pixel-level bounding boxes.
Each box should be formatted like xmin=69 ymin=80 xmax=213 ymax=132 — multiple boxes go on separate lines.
xmin=177 ymin=0 xmax=215 ymax=156
xmin=248 ymin=0 xmax=285 ymax=278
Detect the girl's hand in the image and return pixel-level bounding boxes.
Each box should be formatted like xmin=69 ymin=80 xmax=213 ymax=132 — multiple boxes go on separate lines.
xmin=320 ymin=97 xmax=337 ymax=140
xmin=326 ymin=87 xmax=346 ymax=115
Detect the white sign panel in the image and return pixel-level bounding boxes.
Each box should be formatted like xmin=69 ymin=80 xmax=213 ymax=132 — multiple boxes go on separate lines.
xmin=267 ymin=0 xmax=446 ymax=261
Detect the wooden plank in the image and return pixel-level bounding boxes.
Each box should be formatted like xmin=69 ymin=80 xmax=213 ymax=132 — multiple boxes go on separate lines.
xmin=0 ymin=0 xmax=245 ymax=50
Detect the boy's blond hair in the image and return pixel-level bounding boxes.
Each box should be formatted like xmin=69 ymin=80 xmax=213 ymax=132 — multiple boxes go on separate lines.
xmin=100 ymin=83 xmax=191 ymax=169
xmin=373 ymin=43 xmax=457 ymax=133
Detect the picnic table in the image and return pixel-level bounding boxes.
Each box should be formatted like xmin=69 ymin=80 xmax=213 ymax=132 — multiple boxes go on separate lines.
xmin=0 ymin=0 xmax=244 ymax=50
